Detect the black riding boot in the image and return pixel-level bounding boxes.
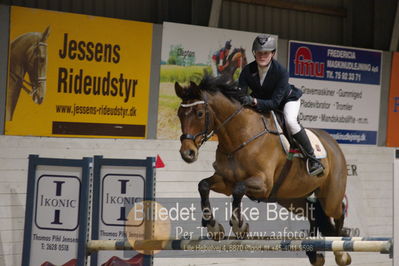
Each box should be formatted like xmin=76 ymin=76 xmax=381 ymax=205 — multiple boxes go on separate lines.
xmin=293 ymin=129 xmax=324 ymax=176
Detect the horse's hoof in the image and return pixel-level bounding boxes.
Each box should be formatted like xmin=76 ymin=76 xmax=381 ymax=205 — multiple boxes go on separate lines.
xmin=312 ymin=253 xmax=325 ymax=266
xmin=202 ymin=218 xmax=209 ymax=227
xmin=231 ymin=220 xmax=249 ymax=239
xmin=334 ymin=251 xmax=352 ymax=265
xmin=207 ymin=222 xmax=225 ymax=241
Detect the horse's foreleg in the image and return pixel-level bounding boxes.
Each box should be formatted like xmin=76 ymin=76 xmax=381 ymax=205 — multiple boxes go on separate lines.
xmin=198 ymin=175 xmax=226 ymax=240
xmin=229 ymin=176 xmax=270 ymax=239
xmin=230 ymin=181 xmax=249 ymax=239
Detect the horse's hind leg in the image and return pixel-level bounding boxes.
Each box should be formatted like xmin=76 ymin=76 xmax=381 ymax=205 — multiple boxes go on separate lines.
xmin=334 ymin=202 xmax=350 ymax=236
xmin=332 ymin=203 xmax=352 ymax=266
xmin=306 ymin=200 xmax=326 ymax=266
xmin=198 ymin=175 xmax=228 ymax=240
xmin=315 ymin=200 xmax=351 ymax=266
xmin=279 ymin=199 xmax=326 ymax=266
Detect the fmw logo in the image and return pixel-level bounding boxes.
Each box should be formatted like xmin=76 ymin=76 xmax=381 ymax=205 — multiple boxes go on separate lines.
xmin=294 ymin=46 xmax=325 ymax=78
xmin=36 ymin=175 xmax=80 ymax=231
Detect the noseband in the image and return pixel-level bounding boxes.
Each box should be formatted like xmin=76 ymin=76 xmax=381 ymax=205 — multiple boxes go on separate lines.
xmin=179 ymin=100 xmax=213 ymax=147
xmin=179 ymin=99 xmax=243 ymax=148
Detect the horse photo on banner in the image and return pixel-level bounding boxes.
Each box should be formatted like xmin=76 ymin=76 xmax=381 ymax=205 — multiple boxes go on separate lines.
xmin=7 ymin=26 xmax=50 ymax=122
xmin=156 ymin=22 xmax=277 ymax=139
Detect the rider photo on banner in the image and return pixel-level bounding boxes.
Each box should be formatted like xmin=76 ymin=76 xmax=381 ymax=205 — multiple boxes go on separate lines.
xmin=157 ymin=22 xmax=277 ymax=139
xmin=288 ymin=41 xmax=382 ymax=145
xmin=5 ymin=6 xmax=153 ymax=138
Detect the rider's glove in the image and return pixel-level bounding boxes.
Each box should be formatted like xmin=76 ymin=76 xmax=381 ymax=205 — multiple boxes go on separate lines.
xmin=240 ymin=95 xmax=255 ymax=106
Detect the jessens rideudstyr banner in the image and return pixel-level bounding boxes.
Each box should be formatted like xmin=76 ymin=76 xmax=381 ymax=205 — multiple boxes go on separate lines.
xmin=6 ymin=6 xmax=152 ymax=138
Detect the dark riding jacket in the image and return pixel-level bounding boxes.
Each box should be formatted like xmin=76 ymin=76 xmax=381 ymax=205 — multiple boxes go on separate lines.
xmin=238 ymin=59 xmax=302 ymax=112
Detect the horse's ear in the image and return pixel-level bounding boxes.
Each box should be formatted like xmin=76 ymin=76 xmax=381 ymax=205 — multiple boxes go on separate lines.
xmin=189 ymin=81 xmax=198 ymax=89
xmin=175 ymin=82 xmax=185 ymax=99
xmin=41 ymin=26 xmax=51 ymax=42
xmin=190 ymin=81 xmax=201 ymax=98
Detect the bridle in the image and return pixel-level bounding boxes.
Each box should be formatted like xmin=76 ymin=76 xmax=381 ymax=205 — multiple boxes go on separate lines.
xmin=10 ymin=41 xmax=47 ymax=97
xmin=179 ymin=96 xmax=282 ymax=158
xmin=179 ymin=98 xmax=243 ymax=148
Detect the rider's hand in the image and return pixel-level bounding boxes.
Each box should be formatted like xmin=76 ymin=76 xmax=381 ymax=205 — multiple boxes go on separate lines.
xmin=240 ymin=95 xmax=255 ymax=106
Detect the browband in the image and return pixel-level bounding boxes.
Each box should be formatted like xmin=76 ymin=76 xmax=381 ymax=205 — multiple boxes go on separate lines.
xmin=180 ymin=101 xmax=205 ymax=107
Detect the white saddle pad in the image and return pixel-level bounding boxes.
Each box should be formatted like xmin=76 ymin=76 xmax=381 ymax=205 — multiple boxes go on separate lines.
xmin=271 ymin=111 xmax=327 ymax=159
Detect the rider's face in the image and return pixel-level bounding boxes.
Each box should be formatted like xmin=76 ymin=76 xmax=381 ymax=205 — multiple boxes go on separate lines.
xmin=255 ymin=50 xmax=274 ymax=67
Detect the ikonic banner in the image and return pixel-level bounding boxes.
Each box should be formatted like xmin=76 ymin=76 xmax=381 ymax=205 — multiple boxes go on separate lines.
xmin=288 ymin=41 xmax=382 ymax=145
xmin=22 ymin=156 xmax=90 ymax=266
xmin=5 ymin=6 xmax=152 ymax=138
xmin=157 ymin=22 xmax=277 ymax=139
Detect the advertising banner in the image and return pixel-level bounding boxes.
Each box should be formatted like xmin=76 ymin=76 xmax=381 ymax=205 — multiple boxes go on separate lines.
xmin=91 ymin=156 xmax=155 ymax=266
xmin=22 ymin=155 xmax=91 ymax=266
xmin=288 ymin=41 xmax=382 ymax=145
xmin=6 ymin=6 xmax=152 ymax=138
xmin=157 ymin=22 xmax=277 ymax=139
xmin=387 ymin=52 xmax=399 ymax=147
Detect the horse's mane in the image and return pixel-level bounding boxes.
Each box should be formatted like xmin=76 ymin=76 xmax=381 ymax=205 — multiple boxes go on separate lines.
xmin=11 ymin=32 xmax=41 ymax=50
xmin=198 ymin=75 xmax=245 ymax=102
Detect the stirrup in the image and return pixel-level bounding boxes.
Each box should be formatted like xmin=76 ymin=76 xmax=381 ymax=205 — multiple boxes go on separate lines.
xmin=306 ymin=159 xmax=324 ymax=176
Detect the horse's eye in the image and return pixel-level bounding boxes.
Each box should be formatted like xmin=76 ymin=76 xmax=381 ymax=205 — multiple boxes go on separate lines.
xmin=197 ymin=110 xmax=203 ymax=118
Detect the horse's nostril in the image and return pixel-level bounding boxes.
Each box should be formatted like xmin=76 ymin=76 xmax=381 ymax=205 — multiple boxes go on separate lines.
xmin=181 ymin=148 xmax=197 ymax=163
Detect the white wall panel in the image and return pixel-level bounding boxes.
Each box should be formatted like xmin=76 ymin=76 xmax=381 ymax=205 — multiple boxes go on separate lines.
xmin=0 ymin=135 xmax=394 ymax=265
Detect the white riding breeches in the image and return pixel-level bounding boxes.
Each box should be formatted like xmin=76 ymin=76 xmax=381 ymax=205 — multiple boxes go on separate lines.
xmin=283 ymin=99 xmax=301 ymax=135
xmin=211 ymin=63 xmax=218 ymax=77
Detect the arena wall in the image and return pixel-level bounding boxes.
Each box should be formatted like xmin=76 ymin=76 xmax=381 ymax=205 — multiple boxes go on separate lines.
xmin=0 ymin=135 xmax=394 ymax=266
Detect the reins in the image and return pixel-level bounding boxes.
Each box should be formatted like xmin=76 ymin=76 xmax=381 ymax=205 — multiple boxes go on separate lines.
xmin=223 ymin=115 xmax=281 ymax=159
xmin=9 ymin=71 xmax=38 ymax=95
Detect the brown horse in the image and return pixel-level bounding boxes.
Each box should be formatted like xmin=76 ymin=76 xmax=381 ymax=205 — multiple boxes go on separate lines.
xmin=220 ymin=47 xmax=247 ymax=79
xmin=175 ymin=76 xmax=351 ymax=266
xmin=6 ymin=26 xmax=50 ymax=121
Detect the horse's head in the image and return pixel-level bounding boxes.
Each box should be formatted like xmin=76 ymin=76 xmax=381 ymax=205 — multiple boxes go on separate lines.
xmin=228 ymin=48 xmax=247 ymax=68
xmin=175 ymin=81 xmax=212 ymax=163
xmin=175 ymin=76 xmax=245 ymax=163
xmin=221 ymin=48 xmax=248 ymax=80
xmin=26 ymin=26 xmax=50 ymax=104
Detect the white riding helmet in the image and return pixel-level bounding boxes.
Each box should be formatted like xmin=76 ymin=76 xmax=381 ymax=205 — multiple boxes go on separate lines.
xmin=252 ymin=34 xmax=277 ymax=53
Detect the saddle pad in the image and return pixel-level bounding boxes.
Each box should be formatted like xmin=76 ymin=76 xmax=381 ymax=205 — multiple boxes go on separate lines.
xmin=271 ymin=111 xmax=327 ymax=159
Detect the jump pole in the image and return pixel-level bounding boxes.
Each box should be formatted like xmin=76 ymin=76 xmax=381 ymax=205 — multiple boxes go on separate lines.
xmin=86 ymin=238 xmax=393 ymax=255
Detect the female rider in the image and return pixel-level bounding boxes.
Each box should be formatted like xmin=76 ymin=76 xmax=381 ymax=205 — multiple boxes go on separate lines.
xmin=238 ymin=34 xmax=324 ymax=176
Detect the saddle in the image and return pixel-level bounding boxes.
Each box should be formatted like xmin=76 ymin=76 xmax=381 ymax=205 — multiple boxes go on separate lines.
xmin=271 ymin=111 xmax=327 ymax=159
